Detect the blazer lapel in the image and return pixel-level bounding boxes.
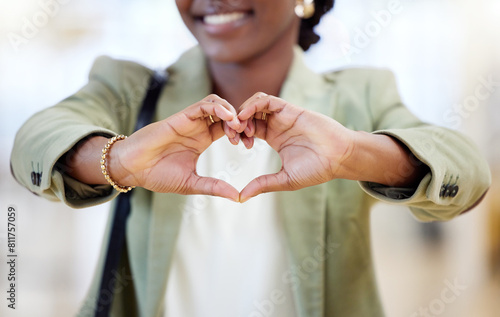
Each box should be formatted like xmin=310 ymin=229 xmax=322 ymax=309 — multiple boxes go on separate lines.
xmin=142 ymin=46 xmax=212 ymax=316
xmin=277 ymin=47 xmax=335 ymax=317
xmin=143 ymin=193 xmax=187 ymax=317
xmin=156 ymin=46 xmax=212 ymax=122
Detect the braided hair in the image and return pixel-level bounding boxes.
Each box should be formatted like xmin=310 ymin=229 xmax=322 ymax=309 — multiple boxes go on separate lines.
xmin=298 ymin=0 xmax=335 ymax=51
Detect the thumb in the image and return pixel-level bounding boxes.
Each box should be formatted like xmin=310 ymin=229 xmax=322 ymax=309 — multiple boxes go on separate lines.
xmin=187 ymin=174 xmax=240 ymax=202
xmin=239 ymin=172 xmax=290 ymax=203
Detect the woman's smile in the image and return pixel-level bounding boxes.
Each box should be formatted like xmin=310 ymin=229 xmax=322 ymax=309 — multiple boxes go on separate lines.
xmin=176 ymin=0 xmax=299 ymax=63
xmin=198 ymin=11 xmax=253 ymax=35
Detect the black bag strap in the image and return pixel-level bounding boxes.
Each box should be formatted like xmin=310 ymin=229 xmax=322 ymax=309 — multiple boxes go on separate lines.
xmin=95 ymin=70 xmax=168 ymax=317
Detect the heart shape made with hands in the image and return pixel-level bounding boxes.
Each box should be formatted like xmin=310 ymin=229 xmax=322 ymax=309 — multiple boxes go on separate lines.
xmin=192 ymin=93 xmax=352 ymax=203
xmin=120 ymin=93 xmax=352 ymax=203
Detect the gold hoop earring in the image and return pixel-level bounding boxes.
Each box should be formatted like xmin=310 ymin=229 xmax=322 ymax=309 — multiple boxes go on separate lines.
xmin=295 ymin=0 xmax=315 ymax=19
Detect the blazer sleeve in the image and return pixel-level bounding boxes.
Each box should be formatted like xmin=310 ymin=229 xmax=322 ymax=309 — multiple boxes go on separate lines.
xmin=10 ymin=56 xmax=154 ymax=208
xmin=355 ymin=69 xmax=491 ymax=221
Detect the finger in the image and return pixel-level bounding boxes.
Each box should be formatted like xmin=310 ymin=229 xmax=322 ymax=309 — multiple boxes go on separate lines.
xmin=185 ymin=101 xmax=240 ymax=130
xmin=184 ymin=101 xmax=232 ymax=121
xmin=188 ymin=174 xmax=240 ymax=202
xmin=239 ymin=171 xmax=291 ymax=203
xmin=214 ymin=104 xmax=241 ymax=130
xmin=235 ymin=118 xmax=248 ymax=134
xmin=232 ymin=133 xmax=241 ymax=145
xmin=204 ymin=94 xmax=241 ymax=129
xmin=208 ymin=120 xmax=226 ymax=141
xmin=243 ymin=117 xmax=255 ymax=138
xmin=240 ymin=133 xmax=254 ymax=149
xmin=253 ymin=119 xmax=268 ymax=140
xmin=238 ymin=94 xmax=286 ymax=121
xmin=222 ymin=122 xmax=241 ymax=145
xmin=204 ymin=94 xmax=238 ymax=117
xmin=238 ymin=92 xmax=268 ymax=117
xmin=223 ymin=120 xmax=237 ymax=139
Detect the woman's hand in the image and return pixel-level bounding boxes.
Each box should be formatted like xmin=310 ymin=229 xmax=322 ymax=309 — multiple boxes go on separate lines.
xmin=235 ymin=93 xmax=356 ymax=202
xmin=234 ymin=93 xmax=427 ymax=202
xmin=107 ymin=95 xmax=242 ymax=201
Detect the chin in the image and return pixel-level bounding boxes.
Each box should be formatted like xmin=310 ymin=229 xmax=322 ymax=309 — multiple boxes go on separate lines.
xmin=199 ymin=43 xmax=255 ymax=64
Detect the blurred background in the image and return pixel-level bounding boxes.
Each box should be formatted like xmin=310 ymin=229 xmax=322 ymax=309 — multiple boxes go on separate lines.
xmin=0 ymin=0 xmax=499 ymax=316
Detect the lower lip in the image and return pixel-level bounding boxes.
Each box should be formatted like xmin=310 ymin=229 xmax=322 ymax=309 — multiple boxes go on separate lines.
xmin=201 ymin=14 xmax=252 ymax=35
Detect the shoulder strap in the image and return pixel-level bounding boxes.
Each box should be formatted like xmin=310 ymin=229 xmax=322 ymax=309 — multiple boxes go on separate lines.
xmin=95 ymin=70 xmax=168 ymax=317
xmin=135 ymin=70 xmax=169 ymax=130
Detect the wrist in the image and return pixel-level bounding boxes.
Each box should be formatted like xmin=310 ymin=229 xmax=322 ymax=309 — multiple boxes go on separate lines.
xmin=333 ymin=131 xmax=373 ymax=182
xmin=66 ymin=136 xmax=110 ymax=185
xmin=337 ymin=131 xmax=426 ymax=187
xmin=101 ymin=135 xmax=135 ymax=192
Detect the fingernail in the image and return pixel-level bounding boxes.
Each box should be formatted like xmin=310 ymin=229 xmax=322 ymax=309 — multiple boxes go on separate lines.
xmin=234 ymin=133 xmax=240 ymax=144
xmin=231 ymin=121 xmax=241 ymax=132
xmin=242 ymin=138 xmax=249 ymax=148
xmin=240 ymin=195 xmax=253 ymax=203
xmin=237 ymin=120 xmax=247 ymax=133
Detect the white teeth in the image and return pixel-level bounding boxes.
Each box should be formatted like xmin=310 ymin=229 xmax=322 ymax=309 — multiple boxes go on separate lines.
xmin=204 ymin=12 xmax=246 ymax=25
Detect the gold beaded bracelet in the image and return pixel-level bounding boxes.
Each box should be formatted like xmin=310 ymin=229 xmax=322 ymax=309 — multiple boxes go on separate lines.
xmin=100 ymin=135 xmax=135 ymax=193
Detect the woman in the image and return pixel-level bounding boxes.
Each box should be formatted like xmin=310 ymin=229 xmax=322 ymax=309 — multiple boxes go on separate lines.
xmin=11 ymin=0 xmax=491 ymax=316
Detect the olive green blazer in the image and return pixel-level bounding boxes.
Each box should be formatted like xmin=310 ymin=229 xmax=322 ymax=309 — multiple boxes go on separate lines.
xmin=11 ymin=46 xmax=491 ymax=317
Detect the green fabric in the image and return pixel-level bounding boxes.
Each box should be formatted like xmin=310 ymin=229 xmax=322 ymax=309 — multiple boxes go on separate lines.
xmin=11 ymin=46 xmax=491 ymax=317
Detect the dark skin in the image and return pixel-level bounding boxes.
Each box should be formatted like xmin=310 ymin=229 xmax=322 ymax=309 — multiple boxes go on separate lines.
xmin=66 ymin=0 xmax=427 ymax=202
xmin=176 ymin=0 xmax=300 ymax=108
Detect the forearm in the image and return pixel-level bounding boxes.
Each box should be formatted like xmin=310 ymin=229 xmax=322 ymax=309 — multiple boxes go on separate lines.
xmin=339 ymin=131 xmax=428 ymax=187
xmin=64 ymin=136 xmax=112 ymax=185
